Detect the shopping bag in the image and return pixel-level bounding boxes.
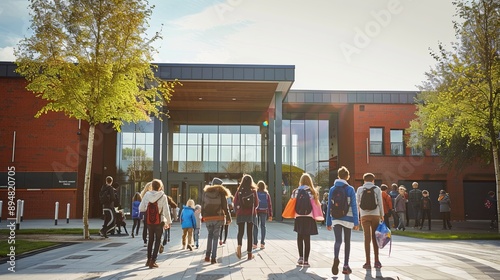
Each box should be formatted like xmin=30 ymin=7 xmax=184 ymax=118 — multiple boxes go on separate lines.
xmin=282 ymin=198 xmax=297 ymax=219
xmin=375 ymin=221 xmax=392 ymax=256
xmin=311 ymin=199 xmax=325 ymax=222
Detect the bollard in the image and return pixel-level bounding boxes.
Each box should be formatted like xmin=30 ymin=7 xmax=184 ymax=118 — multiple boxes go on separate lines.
xmin=0 ymin=200 xmax=2 ymax=223
xmin=66 ymin=203 xmax=70 ymax=223
xmin=16 ymin=199 xmax=21 ymax=230
xmin=20 ymin=200 xmax=24 ymax=222
xmin=54 ymin=201 xmax=59 ymax=225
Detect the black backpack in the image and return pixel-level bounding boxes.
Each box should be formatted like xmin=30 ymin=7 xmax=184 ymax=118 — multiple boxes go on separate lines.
xmin=359 ymin=186 xmax=377 ymax=210
xmin=99 ymin=185 xmax=112 ymax=205
xmin=295 ymin=188 xmax=312 ymax=215
xmin=330 ymin=184 xmax=349 ymax=218
xmin=238 ymin=187 xmax=254 ymax=210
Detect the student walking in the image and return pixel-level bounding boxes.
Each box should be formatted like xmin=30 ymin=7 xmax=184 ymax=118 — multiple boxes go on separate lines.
xmin=420 ymin=190 xmax=432 ymax=230
xmin=180 ymin=199 xmax=196 ymax=251
xmin=326 ymin=166 xmax=359 ymax=275
xmin=201 ymin=178 xmax=232 ymax=264
xmin=394 ymin=186 xmax=407 ymax=231
xmin=485 ymin=191 xmax=498 ymax=229
xmin=139 ymin=179 xmax=172 ymax=269
xmin=408 ymin=182 xmax=423 ymax=228
xmin=163 ymin=195 xmax=178 ymax=246
xmin=219 ymin=194 xmax=233 ymax=245
xmin=287 ymin=173 xmax=321 ymax=267
xmin=438 ymin=190 xmax=452 ymax=230
xmin=389 ymin=183 xmax=399 ymax=228
xmin=140 ymin=181 xmax=153 ymax=247
xmin=99 ymin=176 xmax=116 ymax=238
xmin=380 ymin=184 xmax=393 ymax=229
xmin=356 ymin=173 xmax=384 ymax=269
xmin=253 ymin=180 xmax=273 ymax=250
xmin=233 ymin=174 xmax=259 ymax=260
xmin=131 ymin=192 xmax=142 ymax=238
xmin=194 ymin=204 xmax=202 ymax=249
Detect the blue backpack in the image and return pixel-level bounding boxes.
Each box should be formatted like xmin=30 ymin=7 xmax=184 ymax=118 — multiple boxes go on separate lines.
xmin=257 ymin=191 xmax=268 ymax=210
xmin=330 ymin=184 xmax=349 ymax=218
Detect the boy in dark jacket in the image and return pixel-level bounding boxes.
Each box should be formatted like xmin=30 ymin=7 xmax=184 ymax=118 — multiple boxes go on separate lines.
xmin=420 ymin=190 xmax=432 ymax=230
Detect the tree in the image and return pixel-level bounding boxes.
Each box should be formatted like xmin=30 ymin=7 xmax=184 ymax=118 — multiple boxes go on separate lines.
xmin=15 ymin=0 xmax=178 ymax=239
xmin=408 ymin=0 xmax=500 ymax=232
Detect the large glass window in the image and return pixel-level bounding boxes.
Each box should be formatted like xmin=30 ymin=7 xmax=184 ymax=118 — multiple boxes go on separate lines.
xmin=390 ymin=129 xmax=404 ymax=155
xmin=370 ymin=128 xmax=383 ymax=155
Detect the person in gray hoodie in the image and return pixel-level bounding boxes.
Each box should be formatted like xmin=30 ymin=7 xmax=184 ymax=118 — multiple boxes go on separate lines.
xmin=139 ymin=179 xmax=172 ymax=269
xmin=356 ymin=173 xmax=384 ymax=270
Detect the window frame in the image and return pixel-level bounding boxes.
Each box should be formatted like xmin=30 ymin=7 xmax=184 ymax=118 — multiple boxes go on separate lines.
xmin=369 ymin=127 xmax=384 ymax=155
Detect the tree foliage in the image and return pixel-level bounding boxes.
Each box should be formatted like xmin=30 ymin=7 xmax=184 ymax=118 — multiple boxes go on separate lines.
xmin=15 ymin=0 xmax=178 ymax=239
xmin=409 ymin=0 xmax=500 ymax=165
xmin=408 ymin=0 xmax=500 ymax=232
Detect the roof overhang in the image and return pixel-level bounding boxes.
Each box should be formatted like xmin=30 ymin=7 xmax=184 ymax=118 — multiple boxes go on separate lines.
xmin=154 ymin=63 xmax=294 ymax=112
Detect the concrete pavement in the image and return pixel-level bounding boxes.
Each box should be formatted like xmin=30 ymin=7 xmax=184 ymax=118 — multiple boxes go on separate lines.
xmin=1 ymin=219 xmax=499 ymax=279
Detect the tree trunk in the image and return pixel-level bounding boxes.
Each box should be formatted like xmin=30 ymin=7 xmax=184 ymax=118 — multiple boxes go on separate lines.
xmin=82 ymin=124 xmax=95 ymax=239
xmin=492 ymin=144 xmax=500 ymax=234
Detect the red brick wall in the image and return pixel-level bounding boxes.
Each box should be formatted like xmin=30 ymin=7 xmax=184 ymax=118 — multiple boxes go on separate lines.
xmin=350 ymin=103 xmax=495 ymax=220
xmin=0 ymin=189 xmax=78 ymax=219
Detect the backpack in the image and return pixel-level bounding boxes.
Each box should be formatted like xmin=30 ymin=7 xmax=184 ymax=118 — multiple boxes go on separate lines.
xmin=99 ymin=185 xmax=112 ymax=205
xmin=238 ymin=187 xmax=254 ymax=210
xmin=360 ymin=186 xmax=377 ymax=210
xmin=330 ymin=184 xmax=349 ymax=218
xmin=202 ymin=191 xmax=223 ymax=216
xmin=422 ymin=197 xmax=431 ymax=210
xmin=295 ymin=188 xmax=312 ymax=215
xmin=257 ymin=191 xmax=268 ymax=210
xmin=146 ymin=197 xmax=162 ymax=225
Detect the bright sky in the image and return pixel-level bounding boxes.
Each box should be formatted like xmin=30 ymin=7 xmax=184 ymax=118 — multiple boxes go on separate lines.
xmin=0 ymin=0 xmax=458 ymax=90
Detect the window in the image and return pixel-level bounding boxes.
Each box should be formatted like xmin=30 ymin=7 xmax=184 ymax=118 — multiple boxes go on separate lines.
xmin=369 ymin=128 xmax=383 ymax=155
xmin=390 ymin=129 xmax=404 ymax=155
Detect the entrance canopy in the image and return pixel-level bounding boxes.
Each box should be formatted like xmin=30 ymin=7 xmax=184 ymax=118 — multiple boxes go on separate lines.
xmin=155 ymin=63 xmax=295 ymax=112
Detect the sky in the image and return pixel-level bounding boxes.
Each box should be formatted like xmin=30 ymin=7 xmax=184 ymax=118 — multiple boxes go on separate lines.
xmin=0 ymin=0 xmax=458 ymax=91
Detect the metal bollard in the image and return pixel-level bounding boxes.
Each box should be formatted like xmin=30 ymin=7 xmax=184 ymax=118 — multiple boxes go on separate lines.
xmin=66 ymin=203 xmax=70 ymax=223
xmin=16 ymin=199 xmax=21 ymax=230
xmin=20 ymin=200 xmax=24 ymax=222
xmin=0 ymin=200 xmax=3 ymax=223
xmin=54 ymin=201 xmax=59 ymax=225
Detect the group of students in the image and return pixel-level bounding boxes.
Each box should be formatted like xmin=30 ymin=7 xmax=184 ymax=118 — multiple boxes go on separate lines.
xmin=101 ymin=174 xmax=274 ymax=269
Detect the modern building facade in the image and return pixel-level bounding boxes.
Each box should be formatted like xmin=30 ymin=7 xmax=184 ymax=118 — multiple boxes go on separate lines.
xmin=0 ymin=61 xmax=496 ymax=221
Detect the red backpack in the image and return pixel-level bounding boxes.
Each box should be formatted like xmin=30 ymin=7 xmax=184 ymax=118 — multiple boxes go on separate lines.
xmin=147 ymin=197 xmax=162 ymax=225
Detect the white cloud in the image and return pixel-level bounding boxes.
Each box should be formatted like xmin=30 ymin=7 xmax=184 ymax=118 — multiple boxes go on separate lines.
xmin=0 ymin=46 xmax=16 ymax=61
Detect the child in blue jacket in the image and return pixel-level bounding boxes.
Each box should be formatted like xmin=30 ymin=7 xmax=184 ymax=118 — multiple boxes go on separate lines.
xmin=181 ymin=199 xmax=197 ymax=251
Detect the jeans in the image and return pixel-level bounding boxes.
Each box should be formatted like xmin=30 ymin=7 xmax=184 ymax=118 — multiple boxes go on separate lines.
xmin=147 ymin=224 xmax=163 ymax=261
xmin=412 ymin=205 xmax=422 ymax=226
xmin=253 ymin=212 xmax=268 ymax=245
xmin=206 ymin=220 xmax=223 ymax=259
xmin=397 ymin=211 xmax=406 ymax=230
xmin=333 ymin=225 xmax=352 ymax=265
xmin=194 ymin=228 xmax=200 ymax=246
xmin=132 ymin=218 xmax=141 ymax=235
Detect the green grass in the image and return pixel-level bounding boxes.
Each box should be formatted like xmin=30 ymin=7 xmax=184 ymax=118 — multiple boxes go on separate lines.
xmin=392 ymin=230 xmax=500 ymax=240
xmin=0 ymin=240 xmax=58 ymax=258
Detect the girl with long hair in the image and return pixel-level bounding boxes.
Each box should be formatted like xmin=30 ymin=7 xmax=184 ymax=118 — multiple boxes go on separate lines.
xmin=131 ymin=192 xmax=142 ymax=238
xmin=233 ymin=174 xmax=259 ymax=260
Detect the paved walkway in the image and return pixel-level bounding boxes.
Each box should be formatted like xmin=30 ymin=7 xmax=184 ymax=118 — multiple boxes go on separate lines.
xmin=1 ymin=219 xmax=499 ymax=279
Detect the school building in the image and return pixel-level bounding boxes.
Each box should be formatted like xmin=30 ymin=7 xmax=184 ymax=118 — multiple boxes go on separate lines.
xmin=0 ymin=61 xmax=496 ymax=221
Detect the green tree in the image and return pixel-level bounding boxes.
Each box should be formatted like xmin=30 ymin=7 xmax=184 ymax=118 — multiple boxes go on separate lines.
xmin=408 ymin=0 xmax=500 ymax=232
xmin=15 ymin=0 xmax=178 ymax=239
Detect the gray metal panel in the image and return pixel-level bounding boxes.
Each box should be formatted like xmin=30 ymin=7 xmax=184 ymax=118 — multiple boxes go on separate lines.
xmin=244 ymin=68 xmax=254 ymax=80
xmin=182 ymin=67 xmax=192 ymax=79
xmin=255 ymin=68 xmax=265 ymax=80
xmin=192 ymin=67 xmax=202 ymax=79
xmin=202 ymin=67 xmax=213 ymax=79
xmin=213 ymin=67 xmax=223 ymax=79
xmin=171 ymin=67 xmax=182 ymax=79
xmin=275 ymin=68 xmax=285 ymax=80
xmin=223 ymin=67 xmax=233 ymax=79
xmin=264 ymin=68 xmax=274 ymax=80
xmin=234 ymin=67 xmax=244 ymax=80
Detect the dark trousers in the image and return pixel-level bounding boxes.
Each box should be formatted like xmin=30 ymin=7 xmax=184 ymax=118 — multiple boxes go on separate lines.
xmin=441 ymin=212 xmax=452 ymax=229
xmin=142 ymin=219 xmax=148 ymax=243
xmin=412 ymin=205 xmax=422 ymax=227
xmin=132 ymin=218 xmax=141 ymax=235
xmin=147 ymin=224 xmax=163 ymax=261
xmin=237 ymin=222 xmax=253 ymax=253
xmin=101 ymin=208 xmax=115 ymax=234
xmin=421 ymin=209 xmax=431 ymax=229
xmin=220 ymin=224 xmax=229 ymax=243
xmin=333 ymin=225 xmax=352 ymax=265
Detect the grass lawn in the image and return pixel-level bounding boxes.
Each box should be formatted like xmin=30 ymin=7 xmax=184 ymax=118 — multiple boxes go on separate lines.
xmin=0 ymin=240 xmax=58 ymax=258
